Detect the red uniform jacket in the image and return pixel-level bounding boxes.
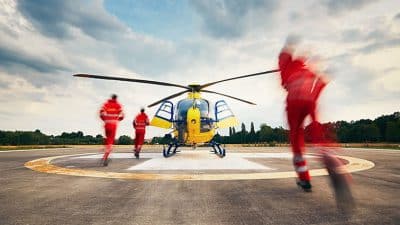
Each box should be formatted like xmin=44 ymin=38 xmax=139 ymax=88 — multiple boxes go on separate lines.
xmin=133 ymin=112 xmax=149 ymax=133
xmin=279 ymin=49 xmax=326 ymax=102
xmin=100 ymin=99 xmax=124 ymax=124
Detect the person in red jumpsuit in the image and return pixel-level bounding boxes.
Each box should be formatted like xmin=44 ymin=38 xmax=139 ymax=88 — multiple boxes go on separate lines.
xmin=278 ymin=37 xmax=355 ymax=213
xmin=278 ymin=37 xmax=331 ymax=191
xmin=133 ymin=107 xmax=149 ymax=159
xmin=99 ymin=94 xmax=124 ymax=166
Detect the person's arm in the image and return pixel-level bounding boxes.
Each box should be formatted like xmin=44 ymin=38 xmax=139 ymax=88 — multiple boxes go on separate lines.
xmin=278 ymin=35 xmax=301 ymax=89
xmin=99 ymin=105 xmax=106 ymax=121
xmin=118 ymin=111 xmax=124 ymax=121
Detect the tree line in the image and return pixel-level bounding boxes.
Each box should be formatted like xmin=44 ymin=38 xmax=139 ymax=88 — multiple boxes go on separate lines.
xmin=213 ymin=112 xmax=399 ymax=144
xmin=0 ymin=130 xmax=136 ymax=146
xmin=1 ymin=112 xmax=399 ymax=145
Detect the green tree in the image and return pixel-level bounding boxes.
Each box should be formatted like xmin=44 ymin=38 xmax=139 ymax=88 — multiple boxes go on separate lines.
xmin=386 ymin=120 xmax=400 ymax=142
xmin=259 ymin=123 xmax=273 ymax=142
xmin=248 ymin=122 xmax=256 ymax=143
xmin=241 ymin=123 xmax=247 ymax=143
xmin=118 ymin=135 xmax=133 ymax=145
xmin=273 ymin=127 xmax=288 ymax=143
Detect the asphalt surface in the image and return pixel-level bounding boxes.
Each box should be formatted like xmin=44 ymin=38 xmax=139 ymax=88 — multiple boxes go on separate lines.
xmin=0 ymin=146 xmax=399 ymax=225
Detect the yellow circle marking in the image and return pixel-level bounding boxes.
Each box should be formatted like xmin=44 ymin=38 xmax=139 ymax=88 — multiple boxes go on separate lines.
xmin=24 ymin=153 xmax=375 ymax=181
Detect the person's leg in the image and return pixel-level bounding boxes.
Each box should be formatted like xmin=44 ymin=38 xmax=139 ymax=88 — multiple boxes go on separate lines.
xmin=134 ymin=131 xmax=139 ymax=152
xmin=102 ymin=126 xmax=111 ymax=161
xmin=136 ymin=132 xmax=145 ymax=152
xmin=102 ymin=124 xmax=116 ymax=164
xmin=287 ymin=102 xmax=310 ymax=183
xmin=134 ymin=131 xmax=142 ymax=158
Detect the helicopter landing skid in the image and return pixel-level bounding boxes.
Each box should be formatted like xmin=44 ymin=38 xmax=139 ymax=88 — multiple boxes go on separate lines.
xmin=209 ymin=141 xmax=226 ymax=158
xmin=163 ymin=140 xmax=181 ymax=158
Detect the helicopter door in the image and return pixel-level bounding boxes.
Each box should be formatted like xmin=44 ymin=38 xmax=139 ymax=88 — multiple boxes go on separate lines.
xmin=150 ymin=101 xmax=174 ymax=129
xmin=214 ymin=100 xmax=239 ymax=128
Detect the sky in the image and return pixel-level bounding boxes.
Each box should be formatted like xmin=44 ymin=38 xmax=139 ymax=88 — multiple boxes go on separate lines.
xmin=0 ymin=0 xmax=399 ymax=138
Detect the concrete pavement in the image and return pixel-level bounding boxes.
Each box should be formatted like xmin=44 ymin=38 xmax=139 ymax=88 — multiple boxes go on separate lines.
xmin=0 ymin=147 xmax=399 ymax=225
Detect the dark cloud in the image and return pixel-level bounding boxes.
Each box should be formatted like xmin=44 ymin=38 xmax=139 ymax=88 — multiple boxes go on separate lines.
xmin=289 ymin=11 xmax=302 ymax=22
xmin=323 ymin=0 xmax=377 ymax=15
xmin=17 ymin=0 xmax=125 ymax=40
xmin=383 ymin=67 xmax=399 ymax=74
xmin=190 ymin=0 xmax=278 ymax=39
xmin=358 ymin=38 xmax=400 ymax=53
xmin=0 ymin=45 xmax=67 ymax=73
xmin=0 ymin=44 xmax=71 ymax=88
xmin=340 ymin=28 xmax=387 ymax=44
xmin=341 ymin=29 xmax=365 ymax=42
xmin=395 ymin=12 xmax=400 ymax=20
xmin=0 ymin=81 xmax=9 ymax=89
xmin=340 ymin=18 xmax=399 ymax=54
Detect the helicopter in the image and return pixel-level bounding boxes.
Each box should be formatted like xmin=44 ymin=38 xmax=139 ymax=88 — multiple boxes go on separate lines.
xmin=74 ymin=69 xmax=278 ymax=157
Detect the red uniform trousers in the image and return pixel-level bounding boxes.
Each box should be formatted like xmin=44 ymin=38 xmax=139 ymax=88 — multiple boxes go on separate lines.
xmin=134 ymin=130 xmax=145 ymax=153
xmin=103 ymin=122 xmax=117 ymax=160
xmin=286 ymin=75 xmax=326 ymax=182
xmin=286 ymin=99 xmax=315 ymax=181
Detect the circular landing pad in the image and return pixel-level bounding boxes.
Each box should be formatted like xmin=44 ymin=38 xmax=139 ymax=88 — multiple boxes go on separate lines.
xmin=25 ymin=150 xmax=375 ymax=180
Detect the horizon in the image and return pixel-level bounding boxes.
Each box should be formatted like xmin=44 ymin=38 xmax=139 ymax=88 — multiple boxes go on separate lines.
xmin=2 ymin=110 xmax=398 ymax=138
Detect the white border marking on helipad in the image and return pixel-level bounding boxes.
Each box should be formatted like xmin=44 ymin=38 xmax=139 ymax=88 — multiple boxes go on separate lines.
xmin=24 ymin=152 xmax=375 ymax=181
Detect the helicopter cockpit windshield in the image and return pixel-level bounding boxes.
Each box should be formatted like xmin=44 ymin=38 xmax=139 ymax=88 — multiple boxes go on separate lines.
xmin=176 ymin=98 xmax=212 ymax=132
xmin=176 ymin=99 xmax=209 ymax=120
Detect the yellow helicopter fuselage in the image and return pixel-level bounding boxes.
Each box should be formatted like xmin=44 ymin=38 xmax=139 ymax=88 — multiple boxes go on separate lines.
xmin=150 ymin=91 xmax=238 ymax=146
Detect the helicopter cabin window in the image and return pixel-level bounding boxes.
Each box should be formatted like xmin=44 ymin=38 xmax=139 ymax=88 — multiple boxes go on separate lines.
xmin=156 ymin=103 xmax=173 ymax=121
xmin=176 ymin=99 xmax=212 ymax=132
xmin=216 ymin=104 xmax=232 ymax=120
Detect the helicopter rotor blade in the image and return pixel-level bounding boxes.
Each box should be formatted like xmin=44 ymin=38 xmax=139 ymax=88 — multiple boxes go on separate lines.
xmin=147 ymin=90 xmax=190 ymax=108
xmin=201 ymin=90 xmax=256 ymax=105
xmin=73 ymin=74 xmax=190 ymax=90
xmin=199 ymin=69 xmax=279 ymax=90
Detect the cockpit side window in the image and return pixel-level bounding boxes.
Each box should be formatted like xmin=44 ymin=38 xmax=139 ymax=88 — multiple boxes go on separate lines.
xmin=194 ymin=99 xmax=209 ymax=118
xmin=176 ymin=99 xmax=192 ymax=121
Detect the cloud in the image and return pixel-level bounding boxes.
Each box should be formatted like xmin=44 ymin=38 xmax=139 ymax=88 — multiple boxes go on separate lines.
xmin=17 ymin=0 xmax=126 ymax=40
xmin=323 ymin=0 xmax=378 ymax=15
xmin=358 ymin=38 xmax=400 ymax=54
xmin=395 ymin=12 xmax=400 ymax=20
xmin=336 ymin=11 xmax=400 ymax=56
xmin=190 ymin=0 xmax=278 ymax=39
xmin=0 ymin=44 xmax=67 ymax=73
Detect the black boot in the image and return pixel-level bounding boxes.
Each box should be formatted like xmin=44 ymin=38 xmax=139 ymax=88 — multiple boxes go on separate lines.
xmin=102 ymin=158 xmax=111 ymax=167
xmin=297 ymin=180 xmax=312 ymax=192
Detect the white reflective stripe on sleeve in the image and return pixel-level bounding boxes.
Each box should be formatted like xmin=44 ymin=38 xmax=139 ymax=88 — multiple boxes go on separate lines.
xmin=296 ymin=166 xmax=308 ymax=172
xmin=104 ymin=120 xmax=118 ymax=123
xmin=107 ymin=113 xmax=121 ymax=116
xmin=310 ymin=77 xmax=318 ymax=93
xmin=101 ymin=113 xmax=121 ymax=117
